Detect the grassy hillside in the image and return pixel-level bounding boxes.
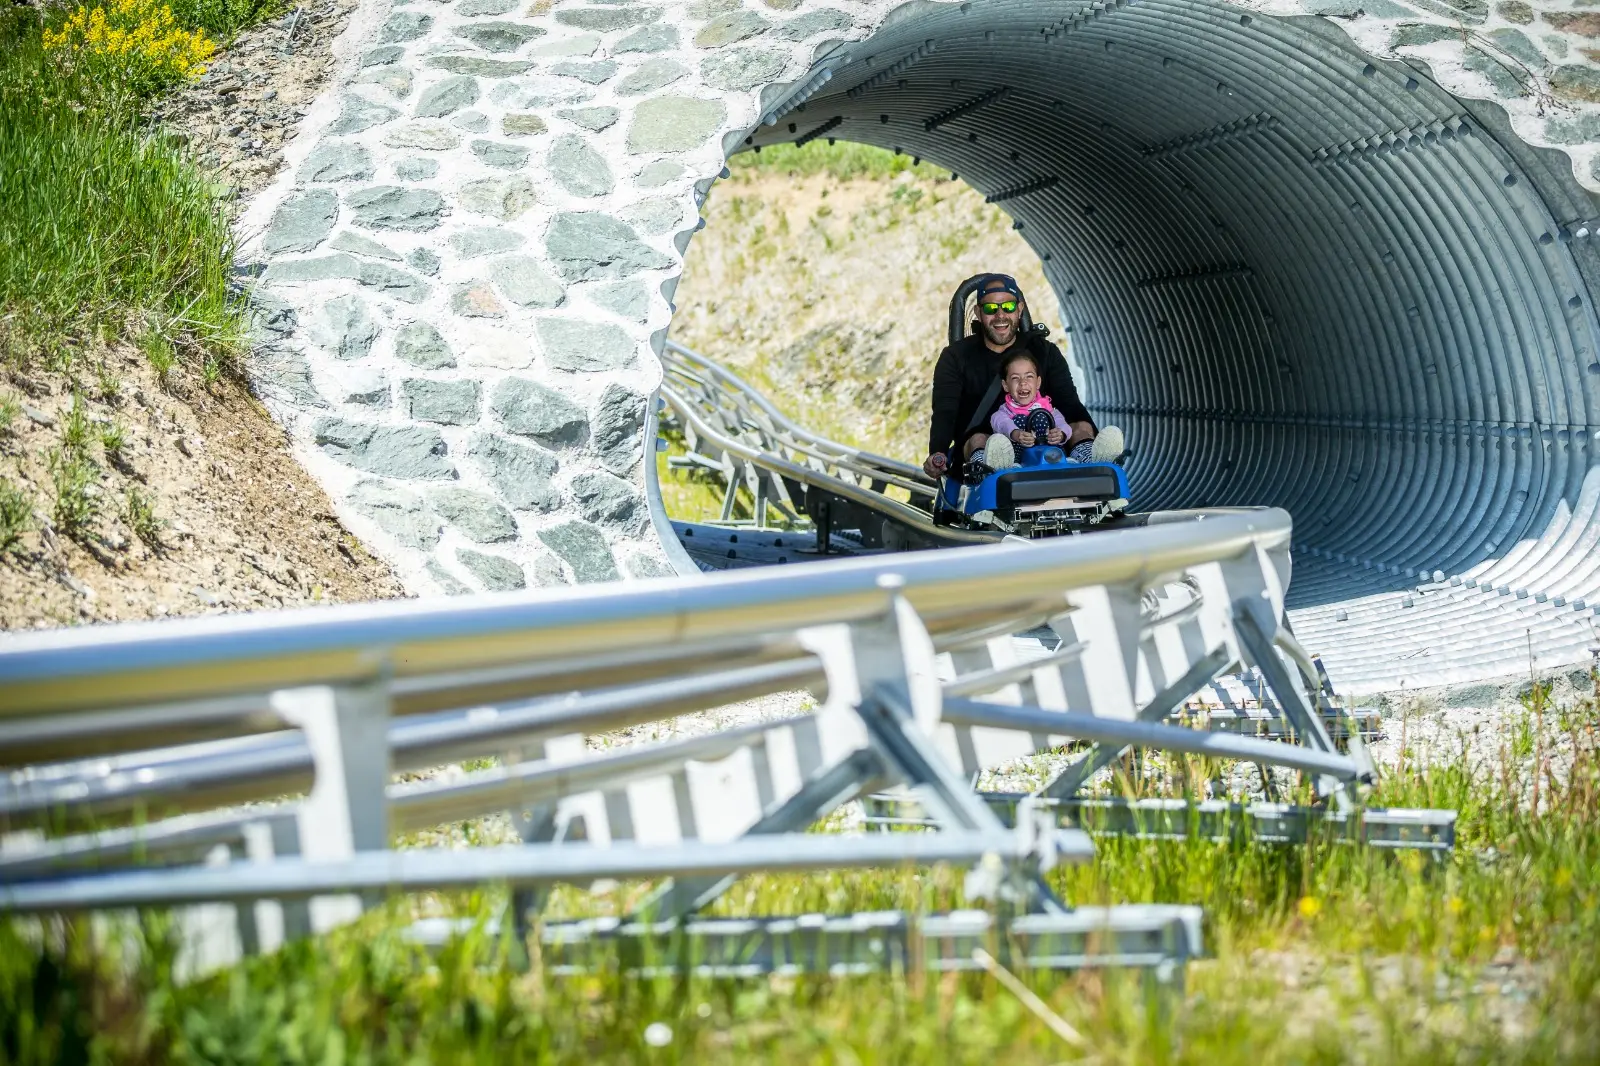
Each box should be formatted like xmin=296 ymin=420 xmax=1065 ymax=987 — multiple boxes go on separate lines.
xmin=671 ymin=142 xmax=1066 ymax=465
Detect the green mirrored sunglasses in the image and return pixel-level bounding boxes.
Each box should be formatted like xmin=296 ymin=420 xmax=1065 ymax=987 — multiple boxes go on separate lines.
xmin=979 ymin=300 xmax=1019 ymax=315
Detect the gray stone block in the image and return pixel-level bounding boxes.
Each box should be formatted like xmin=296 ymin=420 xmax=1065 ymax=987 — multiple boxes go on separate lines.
xmin=428 ymin=55 xmax=536 ymax=76
xmin=379 ymin=10 xmax=432 ymax=42
xmin=491 ymin=377 xmax=588 ymax=443
xmin=426 ymin=558 xmax=472 ymax=594
xmin=383 ymin=122 xmax=461 ymax=150
xmin=355 ymin=64 xmax=413 ymax=98
xmin=472 ymin=139 xmax=532 ymax=168
xmin=395 ymin=320 xmax=456 ymax=369
xmin=1553 ymin=65 xmax=1600 ymax=104
xmin=315 ymin=418 xmax=457 ymax=479
xmin=617 ymin=58 xmax=689 ymax=94
xmin=1465 ymin=47 xmax=1531 ymax=97
xmin=468 ymin=432 xmax=561 ymax=510
xmin=635 ymin=160 xmax=685 ymax=187
xmin=548 ymin=134 xmax=615 ymax=196
xmin=330 ymin=230 xmax=404 ymax=261
xmin=347 ymin=186 xmax=448 ymax=231
xmin=537 ymin=317 xmax=637 ymax=371
xmin=701 ymin=46 xmax=787 ymax=90
xmin=589 ymin=280 xmax=649 ymax=321
xmin=492 ymin=256 xmax=567 ymax=308
xmin=409 ymin=248 xmax=443 ymax=276
xmin=621 ymin=195 xmax=684 ymax=235
xmin=455 ymin=21 xmax=546 ymax=51
xmin=429 ymin=486 xmax=517 ymax=541
xmin=348 ymin=479 xmax=441 ymax=548
xmin=247 ymin=292 xmax=297 ymax=342
xmin=622 ymin=548 xmax=674 ymax=578
xmin=551 ymin=60 xmax=620 ymax=84
xmin=615 ymin=24 xmax=678 ymax=52
xmin=321 ymin=294 xmax=378 ymax=358
xmin=504 ymin=113 xmax=549 ymax=136
xmin=362 ymin=45 xmax=406 ymax=66
xmin=1497 ymin=0 xmax=1532 ymax=23
xmin=262 ymin=189 xmax=338 ymax=255
xmin=457 ymin=175 xmax=540 ymax=219
xmin=693 ymin=10 xmax=766 ymax=47
xmin=450 ymin=225 xmax=525 ymax=258
xmin=403 ymin=377 xmax=481 ymax=424
xmin=532 ymin=553 xmax=570 ymax=586
xmin=774 ymin=8 xmax=850 ymax=40
xmin=456 ymin=547 xmax=526 ymax=590
xmin=341 ymin=367 xmax=390 ymax=406
xmin=452 ymin=110 xmax=491 ymax=133
xmin=555 ymin=6 xmax=660 ymax=30
xmin=1485 ymin=27 xmax=1545 ymax=67
xmin=300 ymin=141 xmax=375 ymax=183
xmin=558 ymin=106 xmax=619 ymax=131
xmin=537 ymin=519 xmax=618 ymax=582
xmin=417 ymin=74 xmax=480 ymax=117
xmin=250 ymin=344 xmax=325 ymax=408
xmin=394 ymin=156 xmax=440 ymax=180
xmin=572 ymin=469 xmax=642 ymax=526
xmin=262 ymin=254 xmax=427 ymax=303
xmin=327 ymin=94 xmax=401 ymax=135
xmin=452 ymin=281 xmax=507 ymax=318
xmin=592 ymin=382 xmax=647 ymax=473
xmin=545 ymin=211 xmax=671 ymax=280
xmin=625 ymin=95 xmax=727 ymax=153
xmin=1545 ymin=111 xmax=1600 ymax=144
xmin=458 ymin=0 xmax=516 ymax=14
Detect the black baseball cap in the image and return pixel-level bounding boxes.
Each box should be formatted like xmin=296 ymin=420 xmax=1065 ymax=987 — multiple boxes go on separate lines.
xmin=977 ymin=273 xmax=1022 ymax=300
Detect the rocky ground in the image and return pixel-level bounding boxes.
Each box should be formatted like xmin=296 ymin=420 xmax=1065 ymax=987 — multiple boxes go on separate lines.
xmin=0 ymin=350 xmax=402 ymax=629
xmin=149 ymin=0 xmax=362 ymax=204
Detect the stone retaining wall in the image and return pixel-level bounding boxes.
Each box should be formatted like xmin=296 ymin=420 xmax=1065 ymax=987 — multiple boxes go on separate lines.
xmin=236 ymin=0 xmax=1600 ymax=595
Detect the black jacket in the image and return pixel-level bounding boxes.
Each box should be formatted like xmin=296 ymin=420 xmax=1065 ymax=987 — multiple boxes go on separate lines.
xmin=928 ymin=332 xmax=1093 ymax=456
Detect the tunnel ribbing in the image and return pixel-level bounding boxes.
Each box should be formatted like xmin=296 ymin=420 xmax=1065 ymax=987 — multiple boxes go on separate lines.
xmin=737 ymin=0 xmax=1600 ymax=689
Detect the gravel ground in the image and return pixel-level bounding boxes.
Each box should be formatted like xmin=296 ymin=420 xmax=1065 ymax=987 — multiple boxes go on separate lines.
xmin=149 ymin=0 xmax=361 ymax=207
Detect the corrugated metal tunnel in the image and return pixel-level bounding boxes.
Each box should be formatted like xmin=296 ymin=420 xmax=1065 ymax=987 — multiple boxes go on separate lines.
xmin=729 ymin=0 xmax=1600 ymax=691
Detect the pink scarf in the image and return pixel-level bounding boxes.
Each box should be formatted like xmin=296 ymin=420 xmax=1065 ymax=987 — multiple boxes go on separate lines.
xmin=1002 ymin=395 xmax=1054 ymax=417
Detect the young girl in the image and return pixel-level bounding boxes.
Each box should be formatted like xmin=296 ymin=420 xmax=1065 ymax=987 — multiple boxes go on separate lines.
xmin=984 ymin=352 xmax=1124 ymax=469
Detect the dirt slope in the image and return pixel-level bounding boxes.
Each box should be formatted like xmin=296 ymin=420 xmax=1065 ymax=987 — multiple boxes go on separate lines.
xmin=672 ymin=166 xmax=1064 ymax=463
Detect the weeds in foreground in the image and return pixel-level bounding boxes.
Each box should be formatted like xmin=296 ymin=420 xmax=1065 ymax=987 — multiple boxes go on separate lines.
xmin=3 ymin=690 xmax=1597 ymax=1063
xmin=123 ymin=486 xmax=163 ymax=549
xmin=0 ymin=478 xmax=31 ymax=553
xmin=0 ymin=391 xmax=17 ymax=434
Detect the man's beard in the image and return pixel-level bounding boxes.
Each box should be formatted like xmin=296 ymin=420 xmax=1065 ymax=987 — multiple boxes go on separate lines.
xmin=982 ymin=319 xmax=1016 ymax=346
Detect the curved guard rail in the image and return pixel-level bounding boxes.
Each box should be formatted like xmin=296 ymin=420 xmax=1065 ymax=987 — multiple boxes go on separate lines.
xmin=2 ymin=505 xmax=1446 ymax=983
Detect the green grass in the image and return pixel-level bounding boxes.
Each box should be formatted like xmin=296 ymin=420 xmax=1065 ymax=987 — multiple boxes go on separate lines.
xmin=0 ymin=478 xmax=32 ymax=553
xmin=3 ymin=686 xmax=1596 ymax=1063
xmin=730 ymin=139 xmax=953 ymax=183
xmin=166 ymin=0 xmax=283 ymax=41
xmin=0 ymin=7 xmax=241 ymax=370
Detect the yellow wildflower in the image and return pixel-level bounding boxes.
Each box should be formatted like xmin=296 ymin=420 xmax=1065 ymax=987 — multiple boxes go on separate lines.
xmin=1297 ymin=896 xmax=1322 ymax=919
xmin=43 ymin=0 xmax=214 ymax=98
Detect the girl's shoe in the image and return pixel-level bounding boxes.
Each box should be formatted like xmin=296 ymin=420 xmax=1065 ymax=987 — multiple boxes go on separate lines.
xmin=983 ymin=434 xmax=1018 ymax=471
xmin=1090 ymin=425 xmax=1125 ymax=463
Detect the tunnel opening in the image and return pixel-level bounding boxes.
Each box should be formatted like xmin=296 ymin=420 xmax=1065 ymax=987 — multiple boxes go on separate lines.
xmin=664 ymin=0 xmax=1600 ymax=688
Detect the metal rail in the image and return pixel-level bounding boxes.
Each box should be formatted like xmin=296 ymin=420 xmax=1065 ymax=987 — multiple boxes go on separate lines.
xmin=1 ymin=502 xmax=1449 ymax=983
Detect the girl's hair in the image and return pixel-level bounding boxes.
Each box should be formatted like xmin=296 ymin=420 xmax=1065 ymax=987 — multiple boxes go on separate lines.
xmin=1002 ymin=351 xmax=1039 ymax=378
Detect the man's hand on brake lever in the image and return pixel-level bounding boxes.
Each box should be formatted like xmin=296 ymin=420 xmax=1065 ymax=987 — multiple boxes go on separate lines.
xmin=923 ymin=452 xmax=949 ymax=479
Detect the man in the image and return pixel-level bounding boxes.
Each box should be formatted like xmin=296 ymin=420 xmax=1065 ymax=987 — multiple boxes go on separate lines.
xmin=922 ymin=274 xmax=1119 ymax=479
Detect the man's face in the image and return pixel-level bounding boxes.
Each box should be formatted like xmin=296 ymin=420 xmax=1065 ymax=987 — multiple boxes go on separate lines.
xmin=978 ymin=289 xmax=1022 ymax=347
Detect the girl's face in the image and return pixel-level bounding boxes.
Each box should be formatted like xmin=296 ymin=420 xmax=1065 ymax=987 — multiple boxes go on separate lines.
xmin=1005 ymin=362 xmax=1040 ymax=405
